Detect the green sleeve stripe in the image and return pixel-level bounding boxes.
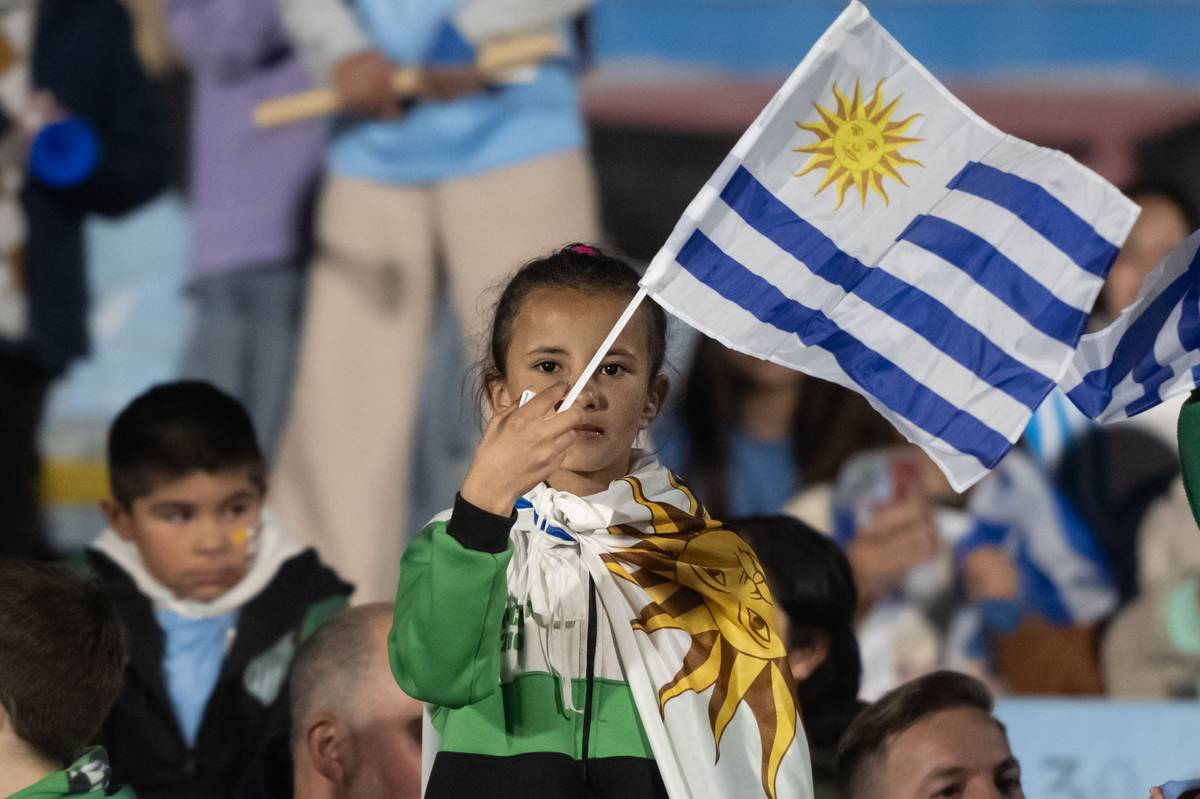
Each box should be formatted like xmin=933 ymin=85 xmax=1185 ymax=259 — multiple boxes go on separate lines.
xmin=434 ymin=671 xmax=654 ymax=760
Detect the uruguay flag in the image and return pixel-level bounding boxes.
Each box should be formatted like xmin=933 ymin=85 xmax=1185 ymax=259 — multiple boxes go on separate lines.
xmin=640 ymin=1 xmax=1138 ymax=491
xmin=1063 ymin=230 xmax=1200 ymax=423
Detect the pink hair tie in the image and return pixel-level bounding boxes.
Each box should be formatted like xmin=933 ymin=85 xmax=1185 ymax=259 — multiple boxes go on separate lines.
xmin=569 ymin=244 xmax=599 ymax=256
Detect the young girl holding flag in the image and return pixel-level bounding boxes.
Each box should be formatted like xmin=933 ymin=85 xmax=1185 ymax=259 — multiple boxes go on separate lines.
xmin=388 ymin=245 xmax=814 ymax=799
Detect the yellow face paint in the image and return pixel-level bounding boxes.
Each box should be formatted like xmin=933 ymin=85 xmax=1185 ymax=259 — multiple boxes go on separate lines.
xmin=230 ymin=528 xmax=249 ymax=546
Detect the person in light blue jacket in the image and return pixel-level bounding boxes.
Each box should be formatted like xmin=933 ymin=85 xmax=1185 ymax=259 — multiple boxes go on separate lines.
xmin=273 ymin=0 xmax=600 ymax=603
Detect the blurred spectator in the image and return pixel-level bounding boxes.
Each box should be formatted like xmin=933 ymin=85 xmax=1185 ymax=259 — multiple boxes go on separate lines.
xmin=235 ymin=603 xmax=423 ymax=799
xmin=959 ymin=449 xmax=1117 ymax=694
xmin=272 ymin=0 xmax=599 ymax=602
xmin=1099 ymin=183 xmax=1199 ymax=449
xmin=166 ymin=0 xmax=326 ymax=459
xmin=1104 ymin=570 xmax=1200 ymax=698
xmin=1104 ymin=391 xmax=1200 ymax=697
xmin=825 ymin=447 xmax=963 ymax=699
xmin=0 ymin=561 xmax=130 ymax=798
xmin=1055 ymin=425 xmax=1178 ymax=607
xmin=1039 ymin=184 xmax=1198 ymax=618
xmin=835 ymin=670 xmax=1023 ymax=799
xmin=733 ymin=515 xmax=864 ymax=799
xmin=1101 ymin=183 xmax=1197 ymax=323
xmin=812 ymin=440 xmax=1117 ymax=697
xmin=1022 ymin=183 xmax=1196 ymax=472
xmin=0 ymin=0 xmax=169 ymax=560
xmin=655 ymin=338 xmax=900 ymax=520
xmin=86 ymin=382 xmax=352 ymax=798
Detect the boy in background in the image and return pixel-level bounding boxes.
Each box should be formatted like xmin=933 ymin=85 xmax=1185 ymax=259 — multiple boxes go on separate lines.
xmin=0 ymin=561 xmax=131 ymax=799
xmin=85 ymin=381 xmax=352 ymax=798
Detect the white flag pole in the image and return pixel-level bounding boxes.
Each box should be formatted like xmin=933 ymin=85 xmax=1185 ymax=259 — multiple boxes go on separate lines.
xmin=559 ymin=287 xmax=649 ymax=412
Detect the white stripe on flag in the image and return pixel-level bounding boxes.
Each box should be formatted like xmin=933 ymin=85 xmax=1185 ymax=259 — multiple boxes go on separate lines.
xmin=879 ymin=240 xmax=1074 ymax=375
xmin=933 ymin=192 xmax=1105 ymax=313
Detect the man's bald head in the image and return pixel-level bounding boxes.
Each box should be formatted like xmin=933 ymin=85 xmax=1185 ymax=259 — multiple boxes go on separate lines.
xmin=290 ymin=603 xmax=392 ymax=738
xmin=289 ymin=603 xmax=423 ymax=799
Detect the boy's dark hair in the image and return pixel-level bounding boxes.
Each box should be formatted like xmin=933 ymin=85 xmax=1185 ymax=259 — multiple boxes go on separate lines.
xmin=0 ymin=561 xmax=127 ymax=765
xmin=732 ymin=516 xmax=861 ymax=722
xmin=835 ymin=670 xmax=998 ymax=799
xmin=107 ymin=381 xmax=264 ymax=507
xmin=483 ymin=243 xmax=669 ymax=387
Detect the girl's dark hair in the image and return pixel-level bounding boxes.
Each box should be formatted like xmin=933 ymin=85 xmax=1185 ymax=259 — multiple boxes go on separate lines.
xmin=484 ymin=243 xmax=668 ymax=384
xmin=733 ymin=515 xmax=862 ymax=722
xmin=679 ymin=337 xmax=901 ymax=518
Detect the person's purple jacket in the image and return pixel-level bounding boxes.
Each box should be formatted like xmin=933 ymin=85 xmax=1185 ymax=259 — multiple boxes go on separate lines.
xmin=166 ymin=0 xmax=326 ymax=279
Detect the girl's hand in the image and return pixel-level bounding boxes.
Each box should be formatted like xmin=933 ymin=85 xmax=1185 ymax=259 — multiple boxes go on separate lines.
xmin=460 ymin=383 xmax=585 ymax=516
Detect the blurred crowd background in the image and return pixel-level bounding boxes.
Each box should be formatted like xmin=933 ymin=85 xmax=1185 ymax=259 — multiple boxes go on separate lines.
xmin=6 ymin=0 xmax=1200 ymax=795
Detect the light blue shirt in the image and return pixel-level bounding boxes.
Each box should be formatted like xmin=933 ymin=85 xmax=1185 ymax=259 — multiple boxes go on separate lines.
xmin=330 ymin=1 xmax=585 ymax=183
xmin=154 ymin=608 xmax=239 ymax=746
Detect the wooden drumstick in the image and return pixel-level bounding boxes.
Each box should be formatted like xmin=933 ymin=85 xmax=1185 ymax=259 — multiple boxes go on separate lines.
xmin=253 ymin=33 xmax=562 ymax=128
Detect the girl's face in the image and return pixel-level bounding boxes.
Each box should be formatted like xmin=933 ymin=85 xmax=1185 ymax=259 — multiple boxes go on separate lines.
xmin=488 ymin=287 xmax=667 ymax=496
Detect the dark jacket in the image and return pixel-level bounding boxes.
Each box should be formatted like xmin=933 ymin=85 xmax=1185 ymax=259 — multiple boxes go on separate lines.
xmin=231 ymin=734 xmax=293 ymax=799
xmin=86 ymin=549 xmax=352 ymax=799
xmin=5 ymin=0 xmax=169 ymax=373
xmin=806 ymin=700 xmax=864 ymax=799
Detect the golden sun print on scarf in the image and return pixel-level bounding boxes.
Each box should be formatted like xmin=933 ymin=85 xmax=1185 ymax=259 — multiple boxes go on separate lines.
xmin=602 ymin=475 xmax=799 ymax=799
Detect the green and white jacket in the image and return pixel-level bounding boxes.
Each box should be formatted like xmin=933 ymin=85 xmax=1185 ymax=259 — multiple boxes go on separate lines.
xmin=389 ymin=456 xmax=814 ymax=799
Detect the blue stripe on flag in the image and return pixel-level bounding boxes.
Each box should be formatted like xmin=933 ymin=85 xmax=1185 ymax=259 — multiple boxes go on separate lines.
xmin=675 ymin=229 xmax=1011 ymax=468
xmin=1124 ymin=353 xmax=1173 ymax=417
xmin=899 ymin=214 xmax=1089 ymax=346
xmin=1067 ymin=246 xmax=1200 ymax=418
xmin=719 ymin=166 xmax=1052 ymax=410
xmin=947 ymin=162 xmax=1120 ymax=277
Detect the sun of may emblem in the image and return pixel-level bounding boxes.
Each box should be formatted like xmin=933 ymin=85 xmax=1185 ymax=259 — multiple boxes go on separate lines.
xmin=603 ymin=477 xmax=797 ymax=799
xmin=794 ymin=78 xmax=924 ymax=209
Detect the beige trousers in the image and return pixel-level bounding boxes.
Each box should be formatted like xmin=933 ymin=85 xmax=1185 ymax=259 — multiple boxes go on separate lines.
xmin=271 ymin=149 xmax=599 ymax=602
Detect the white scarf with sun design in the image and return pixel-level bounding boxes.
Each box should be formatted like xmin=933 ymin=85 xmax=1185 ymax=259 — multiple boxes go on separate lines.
xmin=507 ymin=455 xmax=814 ymax=799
